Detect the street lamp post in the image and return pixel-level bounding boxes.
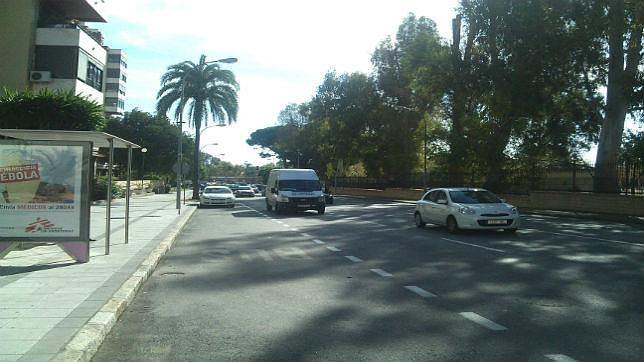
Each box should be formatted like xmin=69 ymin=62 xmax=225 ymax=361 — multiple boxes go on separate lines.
xmin=140 ymin=147 xmax=147 ymax=192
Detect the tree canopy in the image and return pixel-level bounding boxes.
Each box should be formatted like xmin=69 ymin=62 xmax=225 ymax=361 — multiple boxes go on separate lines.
xmin=248 ymin=2 xmax=643 ymax=192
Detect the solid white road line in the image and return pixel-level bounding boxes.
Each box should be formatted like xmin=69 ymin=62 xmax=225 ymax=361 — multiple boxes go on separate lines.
xmin=404 ymin=285 xmax=437 ymax=298
xmin=370 ymin=268 xmax=393 ymax=277
xmin=313 ymin=239 xmax=325 ymax=245
xmin=522 ymin=228 xmax=644 ymax=248
xmin=344 ymin=255 xmax=363 ymax=262
xmin=301 ymin=233 xmax=313 ymax=238
xmin=326 ymin=246 xmax=342 ymax=252
xmin=458 ymin=312 xmax=507 ymax=331
xmin=290 ymin=227 xmax=299 ymax=232
xmin=545 ymin=354 xmax=578 ymax=362
xmin=441 ymin=237 xmax=505 ymax=253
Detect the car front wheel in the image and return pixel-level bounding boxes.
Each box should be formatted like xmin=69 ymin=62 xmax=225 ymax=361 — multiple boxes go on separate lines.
xmin=414 ymin=212 xmax=426 ymax=227
xmin=446 ymin=216 xmax=459 ymax=233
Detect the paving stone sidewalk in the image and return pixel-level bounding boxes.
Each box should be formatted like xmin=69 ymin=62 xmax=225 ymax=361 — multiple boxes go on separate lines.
xmin=0 ymin=193 xmax=196 ymax=362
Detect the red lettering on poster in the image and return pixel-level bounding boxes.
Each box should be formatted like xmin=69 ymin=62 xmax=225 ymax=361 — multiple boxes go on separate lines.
xmin=0 ymin=164 xmax=41 ymax=183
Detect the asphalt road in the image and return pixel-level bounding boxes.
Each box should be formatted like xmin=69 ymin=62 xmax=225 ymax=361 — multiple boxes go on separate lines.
xmin=93 ymin=196 xmax=643 ymax=362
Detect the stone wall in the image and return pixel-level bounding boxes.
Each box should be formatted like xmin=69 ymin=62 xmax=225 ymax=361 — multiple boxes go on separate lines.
xmin=332 ymin=187 xmax=644 ymax=216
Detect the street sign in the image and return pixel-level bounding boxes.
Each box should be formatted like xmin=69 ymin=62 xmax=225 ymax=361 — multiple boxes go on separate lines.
xmin=172 ymin=161 xmax=191 ymax=176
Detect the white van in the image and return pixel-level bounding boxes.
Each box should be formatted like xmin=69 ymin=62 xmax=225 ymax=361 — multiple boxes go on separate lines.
xmin=266 ymin=169 xmax=326 ymax=214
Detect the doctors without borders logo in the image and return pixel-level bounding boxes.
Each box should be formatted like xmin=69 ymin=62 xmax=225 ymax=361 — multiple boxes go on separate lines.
xmin=0 ymin=164 xmax=41 ymax=183
xmin=25 ymin=218 xmax=72 ymax=233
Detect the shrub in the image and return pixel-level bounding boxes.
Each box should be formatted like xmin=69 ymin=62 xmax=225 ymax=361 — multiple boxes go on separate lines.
xmin=92 ymin=176 xmax=124 ymax=201
xmin=0 ymin=88 xmax=106 ymax=131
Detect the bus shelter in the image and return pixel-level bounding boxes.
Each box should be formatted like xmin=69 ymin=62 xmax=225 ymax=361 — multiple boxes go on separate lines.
xmin=0 ymin=129 xmax=140 ymax=263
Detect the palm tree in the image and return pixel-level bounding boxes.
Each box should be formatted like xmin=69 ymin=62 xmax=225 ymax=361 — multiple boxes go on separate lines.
xmin=156 ymin=55 xmax=239 ymax=199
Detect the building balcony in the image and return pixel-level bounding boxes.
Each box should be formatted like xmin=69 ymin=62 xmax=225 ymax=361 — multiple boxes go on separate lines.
xmin=40 ymin=0 xmax=107 ymax=23
xmin=35 ymin=25 xmax=106 ymax=62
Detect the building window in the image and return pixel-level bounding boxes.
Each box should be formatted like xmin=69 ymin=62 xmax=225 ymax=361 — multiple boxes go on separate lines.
xmin=106 ymin=69 xmax=120 ymax=78
xmin=121 ymin=74 xmax=127 ymax=82
xmin=121 ymin=60 xmax=127 ymax=68
xmin=86 ymin=62 xmax=103 ymax=91
xmin=34 ymin=46 xmax=78 ymax=79
xmin=105 ymin=97 xmax=118 ymax=107
xmin=118 ymin=100 xmax=125 ymax=109
xmin=107 ymin=54 xmax=120 ymax=63
xmin=105 ymin=83 xmax=119 ymax=91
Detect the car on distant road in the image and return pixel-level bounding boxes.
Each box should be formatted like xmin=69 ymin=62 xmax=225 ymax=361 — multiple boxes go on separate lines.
xmin=199 ymin=186 xmax=235 ymax=208
xmin=234 ymin=185 xmax=255 ymax=197
xmin=414 ymin=187 xmax=519 ymax=233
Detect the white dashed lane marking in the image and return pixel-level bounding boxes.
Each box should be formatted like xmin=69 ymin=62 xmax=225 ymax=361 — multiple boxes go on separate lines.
xmin=326 ymin=246 xmax=342 ymax=252
xmin=370 ymin=268 xmax=393 ymax=278
xmin=313 ymin=239 xmax=325 ymax=245
xmin=344 ymin=255 xmax=363 ymax=262
xmin=404 ymin=285 xmax=436 ymax=298
xmin=441 ymin=237 xmax=505 ymax=253
xmin=545 ymin=354 xmax=578 ymax=362
xmin=459 ymin=312 xmax=507 ymax=331
xmin=301 ymin=233 xmax=313 ymax=238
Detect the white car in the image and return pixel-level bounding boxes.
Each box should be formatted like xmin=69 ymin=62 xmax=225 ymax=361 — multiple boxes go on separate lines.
xmin=199 ymin=186 xmax=235 ymax=208
xmin=414 ymin=188 xmax=519 ymax=233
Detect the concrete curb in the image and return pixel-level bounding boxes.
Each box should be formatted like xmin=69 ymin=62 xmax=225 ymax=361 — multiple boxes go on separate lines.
xmin=52 ymin=206 xmax=197 ymax=362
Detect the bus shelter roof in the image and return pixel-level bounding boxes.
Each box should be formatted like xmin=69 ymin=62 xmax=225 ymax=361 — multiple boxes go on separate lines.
xmin=0 ymin=129 xmax=140 ymax=149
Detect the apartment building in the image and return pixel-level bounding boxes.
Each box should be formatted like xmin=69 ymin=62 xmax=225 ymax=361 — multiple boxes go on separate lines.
xmin=104 ymin=49 xmax=127 ymax=116
xmin=0 ymin=0 xmax=125 ymax=114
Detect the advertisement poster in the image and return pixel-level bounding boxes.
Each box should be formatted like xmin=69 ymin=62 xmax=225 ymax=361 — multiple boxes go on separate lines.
xmin=0 ymin=141 xmax=90 ymax=240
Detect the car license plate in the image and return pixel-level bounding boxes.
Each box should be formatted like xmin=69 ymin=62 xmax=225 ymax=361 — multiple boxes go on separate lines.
xmin=487 ymin=220 xmax=506 ymax=225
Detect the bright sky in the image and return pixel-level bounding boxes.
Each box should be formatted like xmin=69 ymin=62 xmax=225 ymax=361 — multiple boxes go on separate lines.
xmin=94 ymin=0 xmax=460 ymax=166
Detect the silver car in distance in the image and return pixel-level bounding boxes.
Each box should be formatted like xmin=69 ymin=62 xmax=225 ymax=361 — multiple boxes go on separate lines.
xmin=414 ymin=188 xmax=519 ymax=233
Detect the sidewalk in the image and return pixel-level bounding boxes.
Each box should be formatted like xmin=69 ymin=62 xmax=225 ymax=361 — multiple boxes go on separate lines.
xmin=0 ymin=193 xmax=196 ymax=362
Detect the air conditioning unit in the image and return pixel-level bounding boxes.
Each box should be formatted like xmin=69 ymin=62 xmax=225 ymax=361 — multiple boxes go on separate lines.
xmin=29 ymin=71 xmax=52 ymax=82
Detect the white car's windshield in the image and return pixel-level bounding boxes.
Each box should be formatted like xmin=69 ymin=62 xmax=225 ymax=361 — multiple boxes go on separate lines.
xmin=449 ymin=190 xmax=501 ymax=204
xmin=278 ymin=180 xmax=321 ymax=192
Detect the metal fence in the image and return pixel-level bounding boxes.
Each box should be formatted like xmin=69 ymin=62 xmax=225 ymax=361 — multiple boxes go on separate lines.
xmin=333 ymin=161 xmax=643 ymax=195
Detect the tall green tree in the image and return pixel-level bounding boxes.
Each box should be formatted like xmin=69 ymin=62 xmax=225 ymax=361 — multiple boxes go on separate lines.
xmin=104 ymin=109 xmax=194 ymax=180
xmin=586 ymin=0 xmax=643 ymax=192
xmin=455 ymin=0 xmax=599 ymax=189
xmin=156 ymin=55 xmax=239 ymax=199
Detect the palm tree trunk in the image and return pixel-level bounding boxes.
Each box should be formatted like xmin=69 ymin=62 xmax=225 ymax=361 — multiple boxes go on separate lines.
xmin=192 ymin=128 xmax=201 ymax=199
